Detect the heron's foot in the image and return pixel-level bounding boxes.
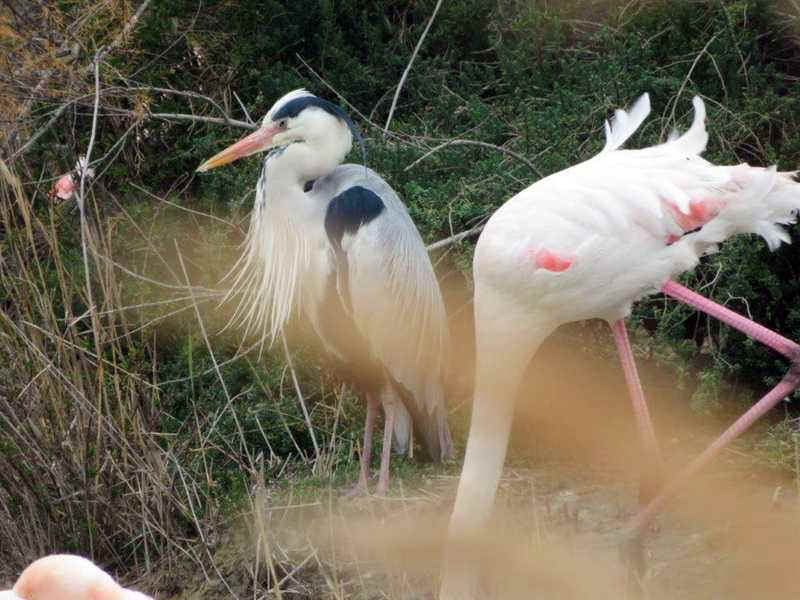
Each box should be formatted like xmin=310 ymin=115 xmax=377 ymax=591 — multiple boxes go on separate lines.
xmin=343 ymin=481 xmax=369 ymax=497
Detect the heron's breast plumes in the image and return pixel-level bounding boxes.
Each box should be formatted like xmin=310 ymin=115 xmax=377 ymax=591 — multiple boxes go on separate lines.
xmin=222 ymin=165 xmax=312 ymax=347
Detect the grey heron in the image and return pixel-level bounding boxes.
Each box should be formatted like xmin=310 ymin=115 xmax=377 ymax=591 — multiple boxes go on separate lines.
xmin=197 ymin=89 xmax=453 ymax=494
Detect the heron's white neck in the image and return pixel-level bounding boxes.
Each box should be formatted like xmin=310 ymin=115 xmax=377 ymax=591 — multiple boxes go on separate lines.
xmin=222 ymin=159 xmax=315 ymax=346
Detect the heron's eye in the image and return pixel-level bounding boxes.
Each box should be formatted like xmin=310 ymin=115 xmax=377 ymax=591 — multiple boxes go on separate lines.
xmin=277 ymin=119 xmax=288 ymax=130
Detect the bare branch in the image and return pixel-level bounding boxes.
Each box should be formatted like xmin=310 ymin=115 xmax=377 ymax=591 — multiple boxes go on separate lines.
xmin=97 ymin=0 xmax=155 ymax=63
xmin=426 ymin=224 xmax=486 ymax=252
xmin=149 ymin=112 xmax=255 ymax=130
xmin=8 ymin=102 xmax=72 ymax=160
xmin=76 ymin=55 xmax=102 ymax=343
xmin=118 ymin=84 xmax=231 ymax=118
xmin=383 ymin=0 xmax=443 ymax=135
xmin=406 ymin=138 xmax=542 ymax=177
xmin=233 ymin=91 xmax=255 ymax=125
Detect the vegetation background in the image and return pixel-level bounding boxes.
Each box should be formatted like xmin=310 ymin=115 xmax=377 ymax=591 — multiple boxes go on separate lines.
xmin=1 ymin=0 xmax=799 ymax=597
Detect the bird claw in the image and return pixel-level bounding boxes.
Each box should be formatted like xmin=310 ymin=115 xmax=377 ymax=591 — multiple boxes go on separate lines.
xmin=343 ymin=481 xmax=369 ymax=497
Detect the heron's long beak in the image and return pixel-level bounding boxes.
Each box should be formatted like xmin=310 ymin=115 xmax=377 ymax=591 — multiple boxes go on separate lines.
xmin=196 ymin=123 xmax=281 ymax=172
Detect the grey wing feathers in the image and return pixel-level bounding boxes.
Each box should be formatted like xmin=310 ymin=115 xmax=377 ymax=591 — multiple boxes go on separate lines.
xmin=324 ymin=165 xmax=451 ymax=457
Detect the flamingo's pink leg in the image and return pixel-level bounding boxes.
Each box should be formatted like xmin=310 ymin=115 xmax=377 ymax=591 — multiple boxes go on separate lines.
xmin=611 ymin=320 xmax=664 ymax=504
xmin=627 ymin=279 xmax=800 ymax=534
xmin=662 ymin=280 xmax=798 ymax=359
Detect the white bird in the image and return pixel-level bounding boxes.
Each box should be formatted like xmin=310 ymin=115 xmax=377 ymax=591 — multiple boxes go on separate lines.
xmin=440 ymin=94 xmax=800 ymax=598
xmin=197 ymin=89 xmax=453 ymax=494
xmin=0 ymin=554 xmax=152 ymax=600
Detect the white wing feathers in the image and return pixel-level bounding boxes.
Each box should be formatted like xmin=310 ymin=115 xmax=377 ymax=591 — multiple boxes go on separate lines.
xmin=602 ymin=93 xmax=651 ymax=153
xmin=666 ymin=95 xmax=708 ymax=156
xmin=602 ymin=94 xmax=707 ymax=157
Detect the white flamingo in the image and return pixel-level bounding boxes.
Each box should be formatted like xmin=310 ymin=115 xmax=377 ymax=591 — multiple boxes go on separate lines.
xmin=440 ymin=93 xmax=800 ymax=598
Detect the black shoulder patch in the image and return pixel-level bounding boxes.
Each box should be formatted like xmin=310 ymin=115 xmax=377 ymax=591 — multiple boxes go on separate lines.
xmin=324 ymin=186 xmax=385 ymax=252
xmin=303 ymin=179 xmax=315 ymax=193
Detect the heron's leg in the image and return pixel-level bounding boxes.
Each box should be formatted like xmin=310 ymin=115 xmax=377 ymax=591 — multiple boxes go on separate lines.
xmin=625 ymin=280 xmax=800 ymax=535
xmin=352 ymin=392 xmax=379 ymax=494
xmin=610 ymin=320 xmax=663 ymax=504
xmin=376 ymin=392 xmax=395 ymax=497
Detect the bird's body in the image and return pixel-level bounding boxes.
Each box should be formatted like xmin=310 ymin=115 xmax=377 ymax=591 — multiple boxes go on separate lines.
xmin=198 ymin=90 xmax=452 ymax=492
xmin=441 ymin=94 xmax=800 ymax=598
xmin=476 ymin=95 xmax=795 ymax=327
xmin=1 ymin=554 xmax=151 ymax=600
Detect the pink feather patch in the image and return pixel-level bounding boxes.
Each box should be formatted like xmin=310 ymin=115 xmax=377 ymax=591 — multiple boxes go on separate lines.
xmin=663 ymin=196 xmax=724 ymax=232
xmin=534 ymin=248 xmax=573 ymax=272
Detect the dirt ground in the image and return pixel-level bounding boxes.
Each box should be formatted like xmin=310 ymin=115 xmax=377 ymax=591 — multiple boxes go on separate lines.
xmin=145 ymin=440 xmax=799 ymax=600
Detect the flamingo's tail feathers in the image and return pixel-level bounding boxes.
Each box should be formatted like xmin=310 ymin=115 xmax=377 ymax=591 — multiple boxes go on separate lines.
xmin=602 ymin=93 xmax=651 ymax=153
xmin=684 ymin=166 xmax=800 ymax=254
xmin=665 ymin=96 xmax=709 ymax=156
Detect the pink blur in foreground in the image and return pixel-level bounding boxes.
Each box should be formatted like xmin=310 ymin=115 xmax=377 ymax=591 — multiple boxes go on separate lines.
xmin=0 ymin=554 xmax=152 ymax=600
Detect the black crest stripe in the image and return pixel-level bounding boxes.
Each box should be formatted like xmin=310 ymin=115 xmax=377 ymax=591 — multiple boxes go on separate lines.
xmin=272 ymin=96 xmax=367 ymax=168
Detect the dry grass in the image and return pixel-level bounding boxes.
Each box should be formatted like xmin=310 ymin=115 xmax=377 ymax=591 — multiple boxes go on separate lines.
xmin=0 ymin=155 xmax=371 ymax=588
xmin=0 ymin=157 xmax=240 ymax=578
